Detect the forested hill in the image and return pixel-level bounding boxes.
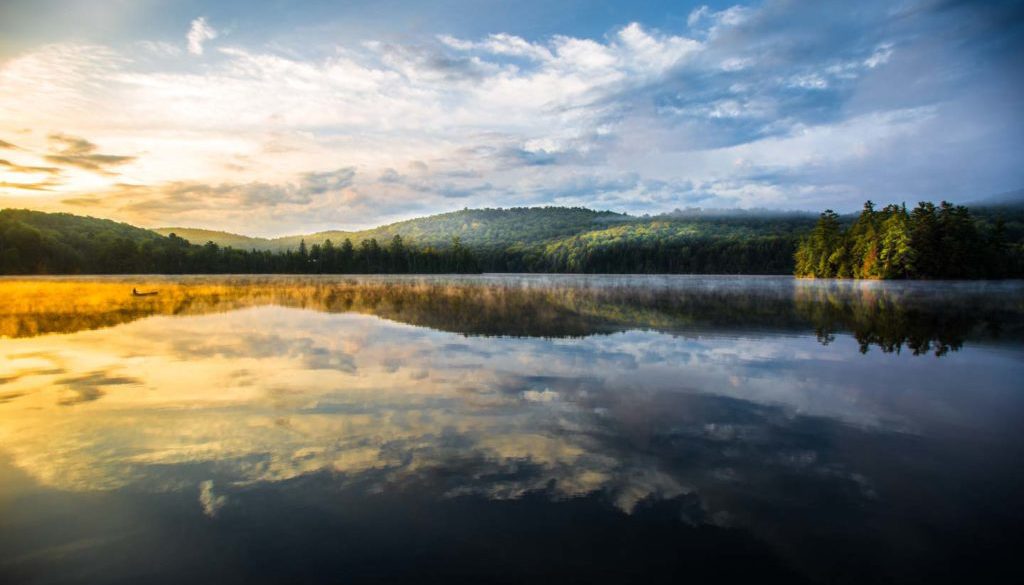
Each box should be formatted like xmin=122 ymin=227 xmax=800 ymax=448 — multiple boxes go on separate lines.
xmin=156 ymin=207 xmax=633 ymax=252
xmin=0 ymin=209 xmax=164 ymax=273
xmin=155 ymin=206 xmax=819 ymax=274
xmin=0 ymin=209 xmax=479 ymax=274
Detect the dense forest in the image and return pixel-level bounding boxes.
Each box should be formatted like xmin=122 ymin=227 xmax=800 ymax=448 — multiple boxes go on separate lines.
xmin=489 ymin=216 xmax=811 ymax=273
xmin=2 ymin=202 xmax=1022 ymax=276
xmin=159 ymin=207 xmax=818 ymax=274
xmin=795 ymin=201 xmax=1021 ymax=279
xmin=0 ymin=210 xmax=479 ymax=274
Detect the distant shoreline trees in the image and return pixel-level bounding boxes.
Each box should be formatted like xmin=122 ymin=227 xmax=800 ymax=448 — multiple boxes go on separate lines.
xmin=795 ymin=201 xmax=1015 ymax=279
xmin=0 ymin=213 xmax=481 ymax=275
xmin=2 ymin=205 xmax=1021 ymax=277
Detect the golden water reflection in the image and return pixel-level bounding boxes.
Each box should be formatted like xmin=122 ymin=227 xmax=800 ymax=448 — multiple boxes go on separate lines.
xmin=2 ymin=276 xmax=1021 ymax=506
xmin=2 ymin=275 xmax=1020 ymax=352
xmin=2 ymin=276 xmax=1024 ymax=584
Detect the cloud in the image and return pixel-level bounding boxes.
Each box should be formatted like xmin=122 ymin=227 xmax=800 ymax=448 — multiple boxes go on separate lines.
xmin=59 ymin=167 xmax=361 ymax=233
xmin=136 ymin=40 xmax=183 ymax=58
xmin=298 ymin=168 xmax=356 ymax=195
xmin=44 ymin=133 xmax=135 ymax=172
xmin=366 ymin=167 xmax=497 ymax=200
xmin=864 ymin=43 xmax=894 ymax=68
xmin=198 ymin=480 xmax=227 ymax=517
xmin=0 ymin=181 xmax=60 ymax=191
xmin=56 ymin=370 xmax=140 ymax=405
xmin=187 ymin=17 xmax=218 ymax=55
xmin=687 ymin=6 xmax=711 ymax=28
xmin=438 ymin=33 xmax=554 ymax=61
xmin=1 ymin=1 xmax=1021 ymax=227
xmin=0 ymin=139 xmax=20 ymax=149
xmin=0 ymin=158 xmax=61 ymax=175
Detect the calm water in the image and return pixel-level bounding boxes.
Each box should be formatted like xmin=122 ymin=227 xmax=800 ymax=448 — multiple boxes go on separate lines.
xmin=1 ymin=275 xmax=1022 ymax=584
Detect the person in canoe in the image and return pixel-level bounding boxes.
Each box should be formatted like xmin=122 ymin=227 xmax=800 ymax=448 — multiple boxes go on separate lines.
xmin=132 ymin=287 xmax=158 ymax=296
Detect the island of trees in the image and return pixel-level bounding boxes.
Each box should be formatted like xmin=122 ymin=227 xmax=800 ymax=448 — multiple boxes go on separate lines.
xmin=795 ymin=201 xmax=1017 ymax=279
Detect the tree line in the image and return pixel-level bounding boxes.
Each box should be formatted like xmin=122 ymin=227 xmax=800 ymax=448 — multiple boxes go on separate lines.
xmin=468 ymin=216 xmax=815 ymax=274
xmin=3 ymin=205 xmax=1022 ymax=277
xmin=0 ymin=211 xmax=479 ymax=275
xmin=795 ymin=201 xmax=1018 ymax=279
xmin=478 ymin=235 xmax=801 ymax=274
xmin=158 ymin=234 xmax=481 ymax=274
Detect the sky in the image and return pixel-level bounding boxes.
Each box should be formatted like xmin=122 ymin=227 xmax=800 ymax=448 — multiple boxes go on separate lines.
xmin=0 ymin=0 xmax=1021 ymax=236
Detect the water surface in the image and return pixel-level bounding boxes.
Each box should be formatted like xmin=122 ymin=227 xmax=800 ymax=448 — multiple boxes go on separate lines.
xmin=1 ymin=275 xmax=1022 ymax=584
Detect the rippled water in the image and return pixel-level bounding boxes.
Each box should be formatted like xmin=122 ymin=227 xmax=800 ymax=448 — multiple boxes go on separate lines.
xmin=1 ymin=275 xmax=1022 ymax=584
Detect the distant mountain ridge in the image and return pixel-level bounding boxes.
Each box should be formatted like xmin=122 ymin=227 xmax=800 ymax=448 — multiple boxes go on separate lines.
xmin=970 ymin=188 xmax=1024 ymax=208
xmin=156 ymin=207 xmax=633 ymax=252
xmin=153 ymin=198 xmax=1024 ymax=252
xmin=152 ymin=227 xmax=271 ymax=251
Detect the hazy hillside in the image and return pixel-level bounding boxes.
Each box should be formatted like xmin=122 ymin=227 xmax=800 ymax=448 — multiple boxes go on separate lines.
xmin=156 ymin=207 xmax=630 ymax=252
xmin=153 ymin=227 xmax=269 ymax=250
xmin=2 ymin=209 xmax=163 ymax=243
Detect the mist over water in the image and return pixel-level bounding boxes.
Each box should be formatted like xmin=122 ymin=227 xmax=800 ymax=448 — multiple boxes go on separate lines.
xmin=2 ymin=275 xmax=1023 ymax=584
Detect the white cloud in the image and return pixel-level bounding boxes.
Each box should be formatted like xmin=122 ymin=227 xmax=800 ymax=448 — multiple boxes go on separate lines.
xmin=789 ymin=73 xmax=828 ymax=89
xmin=687 ymin=4 xmax=751 ymax=38
xmin=521 ymin=389 xmax=559 ymax=402
xmin=187 ymin=17 xmax=218 ymax=56
xmin=687 ymin=5 xmax=710 ymax=28
xmin=198 ymin=479 xmax=227 ymax=517
xmin=439 ymin=33 xmax=553 ymax=61
xmin=137 ymin=41 xmax=183 ymax=58
xmin=864 ymin=43 xmax=894 ymax=68
xmin=0 ymin=1 xmax=1017 ymax=229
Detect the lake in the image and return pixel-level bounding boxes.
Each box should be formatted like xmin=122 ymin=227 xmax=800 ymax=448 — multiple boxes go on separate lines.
xmin=1 ymin=275 xmax=1022 ymax=584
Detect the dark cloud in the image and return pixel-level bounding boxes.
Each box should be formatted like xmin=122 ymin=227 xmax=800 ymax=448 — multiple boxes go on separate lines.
xmin=501 ymin=147 xmax=559 ymax=167
xmin=298 ymin=168 xmax=356 ymax=195
xmin=0 ymin=391 xmax=28 ymax=403
xmin=379 ymin=168 xmax=403 ymax=183
xmin=0 ymin=139 xmax=19 ymax=150
xmin=0 ymin=158 xmax=61 ymax=175
xmin=436 ymin=182 xmax=495 ymax=199
xmin=80 ymin=167 xmax=358 ymax=217
xmin=57 ymin=371 xmax=140 ymax=405
xmin=0 ymin=180 xmax=60 ymax=191
xmin=438 ymin=168 xmax=482 ymax=179
xmin=374 ymin=42 xmax=496 ymax=81
xmin=373 ymin=167 xmax=495 ymax=199
xmin=537 ymin=174 xmax=642 ymax=200
xmin=61 ymin=196 xmax=102 ymax=206
xmin=44 ymin=133 xmax=135 ymax=172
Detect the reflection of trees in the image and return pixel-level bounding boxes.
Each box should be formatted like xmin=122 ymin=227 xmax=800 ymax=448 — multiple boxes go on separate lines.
xmin=793 ymin=285 xmax=1020 ymax=356
xmin=1 ymin=277 xmax=1020 ymax=355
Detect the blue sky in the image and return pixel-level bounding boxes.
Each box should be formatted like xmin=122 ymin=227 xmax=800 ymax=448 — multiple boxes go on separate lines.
xmin=0 ymin=0 xmax=1021 ymax=235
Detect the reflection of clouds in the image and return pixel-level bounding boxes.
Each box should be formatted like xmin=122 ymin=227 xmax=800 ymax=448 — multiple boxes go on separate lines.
xmin=0 ymin=303 xmax=1021 ymax=521
xmin=56 ymin=371 xmax=141 ymax=405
